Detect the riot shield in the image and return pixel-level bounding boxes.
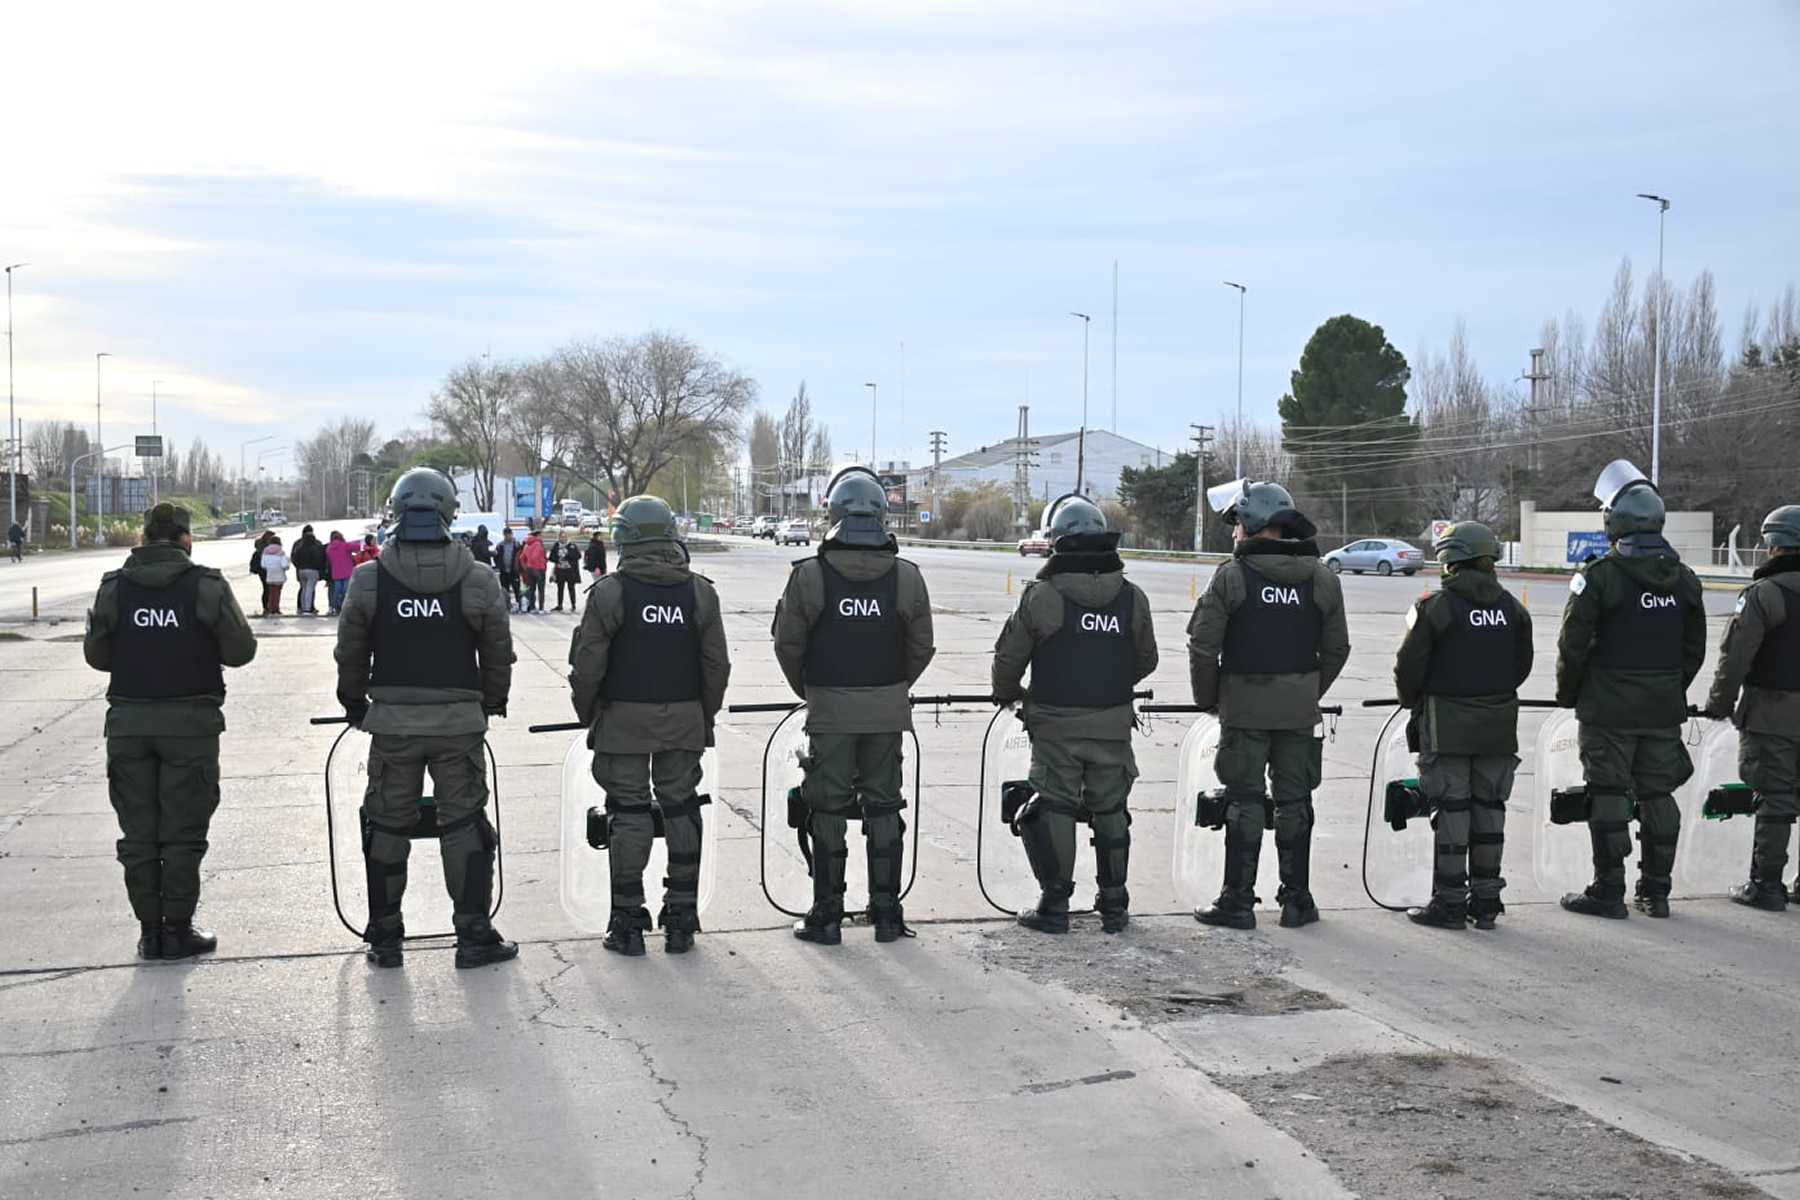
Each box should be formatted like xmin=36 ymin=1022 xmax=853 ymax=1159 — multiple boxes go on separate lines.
xmin=973 ymin=705 xmax=1067 ymax=916
xmin=1530 ymin=708 xmax=1592 ymax=899
xmin=323 ymin=723 xmax=503 ymax=941
xmin=554 ymin=732 xmax=720 ymax=932
xmin=752 ymin=705 xmax=923 ymax=919
xmin=1675 ymin=718 xmax=1752 ymax=897
xmin=1360 ymin=707 xmax=1435 ymax=911
xmin=1169 ymin=714 xmax=1225 ymax=912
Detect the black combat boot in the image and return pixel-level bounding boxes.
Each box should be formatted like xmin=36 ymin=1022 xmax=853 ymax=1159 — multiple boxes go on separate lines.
xmin=603 ymin=910 xmax=647 ymax=956
xmin=870 ymin=902 xmax=914 ymax=944
xmin=455 ymin=923 xmax=519 ymax=968
xmin=1730 ymin=881 xmax=1786 ymax=912
xmin=160 ymin=919 xmax=218 ymax=958
xmin=1406 ymin=897 xmax=1467 ymax=929
xmin=796 ymin=839 xmax=848 ymax=945
xmin=365 ymin=924 xmax=404 ymax=969
xmin=1018 ymin=881 xmax=1074 ymax=934
xmin=661 ymin=907 xmax=701 ymax=954
xmin=1275 ymin=814 xmax=1319 ymax=929
xmin=1633 ymin=884 xmax=1671 ymax=919
xmin=1561 ymin=886 xmax=1629 ymax=919
xmin=1277 ymin=890 xmax=1320 ymax=928
xmin=1096 ymin=887 xmax=1130 ymax=934
xmin=1468 ymin=896 xmax=1504 ymax=931
xmin=865 ymin=812 xmax=912 ymax=944
xmin=136 ymin=920 xmax=163 ymax=961
xmin=1196 ymin=828 xmax=1257 ymax=929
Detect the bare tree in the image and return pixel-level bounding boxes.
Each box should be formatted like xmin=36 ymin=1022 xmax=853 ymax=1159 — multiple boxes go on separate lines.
xmin=507 ymin=357 xmax=575 ymax=502
xmin=296 ymin=417 xmax=379 ymax=519
xmin=428 ymin=358 xmax=513 ymax=511
xmin=27 ymin=421 xmax=91 ymax=485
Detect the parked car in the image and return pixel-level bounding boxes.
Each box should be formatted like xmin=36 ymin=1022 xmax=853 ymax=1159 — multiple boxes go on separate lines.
xmin=752 ymin=516 xmax=778 ymax=539
xmin=578 ymin=512 xmax=603 ymax=531
xmin=776 ymin=519 xmax=812 ymax=547
xmin=1018 ymin=529 xmax=1053 ymax=557
xmin=1324 ymin=539 xmax=1424 ymax=576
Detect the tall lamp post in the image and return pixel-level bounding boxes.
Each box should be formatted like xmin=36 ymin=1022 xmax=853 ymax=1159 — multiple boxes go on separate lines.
xmin=94 ymin=352 xmax=112 ymax=520
xmin=150 ymin=380 xmax=162 ymax=503
xmin=1635 ymin=193 xmax=1670 ymax=485
xmin=257 ymin=446 xmax=286 ymax=517
xmin=1223 ymin=281 xmax=1247 ymax=478
xmin=5 ymin=263 xmax=25 ymax=531
xmin=1069 ymin=312 xmax=1090 ymax=494
xmin=864 ymin=382 xmax=878 ymax=467
xmin=240 ymin=434 xmax=274 ymax=518
xmin=69 ymin=444 xmax=129 ymax=548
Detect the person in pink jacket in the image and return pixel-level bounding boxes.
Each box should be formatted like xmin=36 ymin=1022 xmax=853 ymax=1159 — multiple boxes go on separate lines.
xmin=325 ymin=531 xmax=358 ymax=615
xmin=518 ymin=530 xmax=548 ymax=613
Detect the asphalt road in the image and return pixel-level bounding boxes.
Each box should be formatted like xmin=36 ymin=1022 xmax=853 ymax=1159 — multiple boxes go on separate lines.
xmin=1 ymin=532 xmax=1791 ymax=1199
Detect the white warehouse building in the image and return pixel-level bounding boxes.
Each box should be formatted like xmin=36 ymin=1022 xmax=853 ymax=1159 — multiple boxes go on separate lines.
xmin=904 ymin=429 xmax=1170 ymax=506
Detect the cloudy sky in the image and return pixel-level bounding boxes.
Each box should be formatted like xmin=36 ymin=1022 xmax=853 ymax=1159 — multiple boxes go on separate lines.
xmin=4 ymin=0 xmax=1797 ymax=483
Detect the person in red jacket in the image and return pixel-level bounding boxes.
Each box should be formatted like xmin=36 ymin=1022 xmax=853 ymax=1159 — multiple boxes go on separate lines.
xmin=353 ymin=533 xmax=381 ymax=566
xmin=518 ymin=530 xmax=548 ymax=613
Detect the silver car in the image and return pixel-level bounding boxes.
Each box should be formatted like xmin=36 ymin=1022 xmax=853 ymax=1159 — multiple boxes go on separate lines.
xmin=1324 ymin=538 xmax=1424 ymax=576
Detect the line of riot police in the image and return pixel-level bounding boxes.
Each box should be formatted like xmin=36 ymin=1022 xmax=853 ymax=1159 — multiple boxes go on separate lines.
xmin=84 ymin=461 xmax=1800 ymax=967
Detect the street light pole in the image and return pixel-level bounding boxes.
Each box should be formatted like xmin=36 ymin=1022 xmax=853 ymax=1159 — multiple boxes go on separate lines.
xmin=1070 ymin=312 xmax=1090 ymax=494
xmin=1224 ymin=281 xmax=1247 ymax=478
xmin=94 ymin=352 xmax=111 ymax=521
xmin=5 ymin=263 xmax=25 ymax=531
xmin=864 ymin=382 xmax=878 ymax=466
xmin=1636 ymin=194 xmax=1670 ymax=485
xmin=150 ymin=379 xmax=162 ymax=504
xmin=69 ymin=444 xmax=129 ymax=548
xmin=240 ymin=434 xmax=274 ymax=518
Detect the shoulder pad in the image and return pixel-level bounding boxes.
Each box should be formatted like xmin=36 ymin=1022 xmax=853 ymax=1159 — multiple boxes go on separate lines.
xmin=790 ymin=555 xmax=814 ymax=568
xmin=692 ymin=570 xmax=715 ymax=586
xmin=194 ymin=565 xmax=225 ymax=580
xmin=100 ymin=568 xmax=122 ymax=582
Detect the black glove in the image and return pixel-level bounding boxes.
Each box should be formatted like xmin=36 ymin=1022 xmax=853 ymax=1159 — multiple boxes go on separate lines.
xmin=1701 ymin=701 xmax=1732 ymax=721
xmin=344 ymin=702 xmax=368 ymax=729
xmin=484 ymin=703 xmax=508 ymax=719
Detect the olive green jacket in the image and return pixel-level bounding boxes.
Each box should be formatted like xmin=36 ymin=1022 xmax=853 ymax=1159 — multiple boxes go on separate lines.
xmin=991 ymin=558 xmax=1158 ymax=741
xmin=1555 ymin=535 xmax=1706 ymax=729
xmin=1393 ymin=564 xmax=1534 ymax=755
xmin=773 ymin=547 xmax=935 ymax=734
xmin=335 ymin=539 xmax=514 ymax=736
xmin=84 ymin=542 xmax=259 ymax=736
xmin=1186 ymin=539 xmax=1350 ymax=730
xmin=1705 ymin=554 xmax=1800 ymax=736
xmin=570 ymin=544 xmax=731 ymax=753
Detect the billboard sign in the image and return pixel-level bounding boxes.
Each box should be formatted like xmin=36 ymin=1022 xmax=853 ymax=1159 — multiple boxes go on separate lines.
xmin=134 ymin=435 xmax=164 ymax=458
xmin=511 ymin=475 xmax=539 ymax=522
xmin=1566 ymin=531 xmax=1610 ymax=565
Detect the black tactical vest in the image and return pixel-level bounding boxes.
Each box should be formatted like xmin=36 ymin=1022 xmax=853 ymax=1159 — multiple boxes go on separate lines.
xmin=1746 ymin=583 xmax=1800 ymax=691
xmin=369 ymin=565 xmax=481 ymax=691
xmin=1029 ymin=583 xmax=1136 ymax=707
xmin=804 ymin=558 xmax=904 ymax=688
xmin=1221 ymin=561 xmax=1322 ymax=675
xmin=1424 ymin=590 xmax=1520 ymax=697
xmin=1588 ymin=571 xmax=1686 ymax=671
xmin=107 ymin=568 xmax=225 ymax=700
xmin=603 ymin=576 xmax=703 ymax=703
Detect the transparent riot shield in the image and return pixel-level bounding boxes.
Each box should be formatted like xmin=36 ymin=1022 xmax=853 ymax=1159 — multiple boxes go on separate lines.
xmin=1675 ymin=719 xmax=1751 ymax=897
xmin=553 ymin=731 xmax=720 ymax=932
xmin=1361 ymin=707 xmax=1434 ymax=911
xmin=1169 ymin=713 xmax=1225 ymax=912
xmin=323 ymin=722 xmax=503 ymax=941
xmin=974 ymin=705 xmax=1060 ymax=916
xmin=1531 ymin=708 xmax=1592 ymax=898
xmin=752 ymin=705 xmax=923 ymax=919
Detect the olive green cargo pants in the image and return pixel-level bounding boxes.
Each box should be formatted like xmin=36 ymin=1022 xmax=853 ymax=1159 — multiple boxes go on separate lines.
xmin=1024 ymin=737 xmax=1136 ymax=912
xmin=1419 ymin=753 xmax=1516 ymax=911
xmin=1577 ymin=726 xmax=1691 ymax=901
xmin=362 ymin=733 xmax=495 ymax=938
xmin=107 ymin=734 xmax=222 ymax=923
xmin=801 ymin=733 xmax=906 ymax=919
xmin=592 ymin=749 xmax=705 ymax=920
xmin=1741 ymin=731 xmax=1800 ymax=890
xmin=1215 ymin=726 xmax=1321 ymax=907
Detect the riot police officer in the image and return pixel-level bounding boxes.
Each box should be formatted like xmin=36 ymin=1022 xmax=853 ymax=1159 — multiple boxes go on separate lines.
xmin=1392 ymin=522 xmax=1533 ymax=930
xmin=1189 ymin=481 xmax=1349 ymax=930
xmin=992 ymin=493 xmax=1156 ymax=935
xmin=1556 ymin=461 xmax=1705 ymax=920
xmin=335 ymin=468 xmax=517 ymax=968
xmin=84 ymin=503 xmax=258 ymax=959
xmin=775 ymin=467 xmax=935 ymax=945
xmin=569 ymin=495 xmax=731 ymax=956
xmin=1704 ymin=504 xmax=1800 ymax=911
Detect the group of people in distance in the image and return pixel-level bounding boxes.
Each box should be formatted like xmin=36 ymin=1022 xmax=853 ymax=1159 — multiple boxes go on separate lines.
xmin=467 ymin=522 xmax=608 ymax=615
xmin=250 ymin=525 xmax=377 ymax=617
xmin=78 ymin=458 xmax=1799 ymax=969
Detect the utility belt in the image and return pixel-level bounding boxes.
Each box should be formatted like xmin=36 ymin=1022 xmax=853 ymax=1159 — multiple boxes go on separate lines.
xmin=586 ymin=793 xmax=712 ymax=849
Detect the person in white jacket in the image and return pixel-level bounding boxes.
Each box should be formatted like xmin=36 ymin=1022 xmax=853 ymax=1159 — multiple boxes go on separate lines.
xmin=259 ymin=536 xmax=290 ymax=617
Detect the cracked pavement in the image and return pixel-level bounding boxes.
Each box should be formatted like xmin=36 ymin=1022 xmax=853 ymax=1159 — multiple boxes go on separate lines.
xmin=3 ymin=527 xmax=1796 ymax=1199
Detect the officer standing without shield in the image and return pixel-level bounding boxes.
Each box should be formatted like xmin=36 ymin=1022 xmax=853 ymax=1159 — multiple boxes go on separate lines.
xmin=1190 ymin=481 xmax=1349 ymax=930
xmin=993 ymin=493 xmax=1156 ymax=935
xmin=84 ymin=503 xmax=257 ymax=959
xmin=1392 ymin=522 xmax=1533 ymax=930
xmin=1704 ymin=504 xmax=1800 ymax=911
xmin=569 ymin=495 xmax=731 ymax=956
xmin=1556 ymin=461 xmax=1705 ymax=920
xmin=335 ymin=468 xmax=518 ymax=968
xmin=776 ymin=467 xmax=935 ymax=945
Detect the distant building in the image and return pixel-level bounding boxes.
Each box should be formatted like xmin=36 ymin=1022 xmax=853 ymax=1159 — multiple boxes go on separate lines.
xmin=905 ymin=429 xmax=1170 ymax=506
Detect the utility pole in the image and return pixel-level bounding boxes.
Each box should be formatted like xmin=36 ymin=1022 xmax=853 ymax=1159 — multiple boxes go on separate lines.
xmin=1223 ymin=281 xmax=1247 ymax=477
xmin=1522 ymin=347 xmax=1549 ymax=474
xmin=1013 ymin=405 xmax=1038 ymax=532
xmin=1111 ymin=261 xmax=1119 ymax=433
xmin=929 ymin=430 xmax=947 ymax=533
xmin=5 ymin=263 xmax=25 ymax=532
xmin=94 ymin=353 xmax=112 ymax=521
xmin=1190 ymin=424 xmax=1214 ymax=552
xmin=1636 ymin=193 xmax=1671 ymax=484
xmin=864 ymin=381 xmax=878 ymax=467
xmin=150 ymin=380 xmax=162 ymax=503
xmin=1069 ymin=311 xmax=1090 ymax=494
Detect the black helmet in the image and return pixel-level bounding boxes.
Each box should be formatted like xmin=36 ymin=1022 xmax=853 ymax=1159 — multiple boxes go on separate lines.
xmin=824 ymin=466 xmax=892 ymax=549
xmin=1434 ymin=521 xmax=1502 ymax=565
xmin=1045 ymin=492 xmax=1119 ymax=553
xmin=1593 ymin=459 xmax=1665 ymax=539
xmin=1761 ymin=504 xmax=1800 ymax=550
xmin=1208 ymin=478 xmax=1315 ymax=539
xmin=613 ymin=495 xmax=681 ymax=547
xmin=389 ymin=467 xmax=457 ymax=542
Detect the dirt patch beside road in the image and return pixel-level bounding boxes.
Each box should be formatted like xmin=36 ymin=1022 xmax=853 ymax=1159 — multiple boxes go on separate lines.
xmin=967 ymin=918 xmax=1339 ymax=1023
xmin=1221 ymin=1051 xmax=1767 ymax=1200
